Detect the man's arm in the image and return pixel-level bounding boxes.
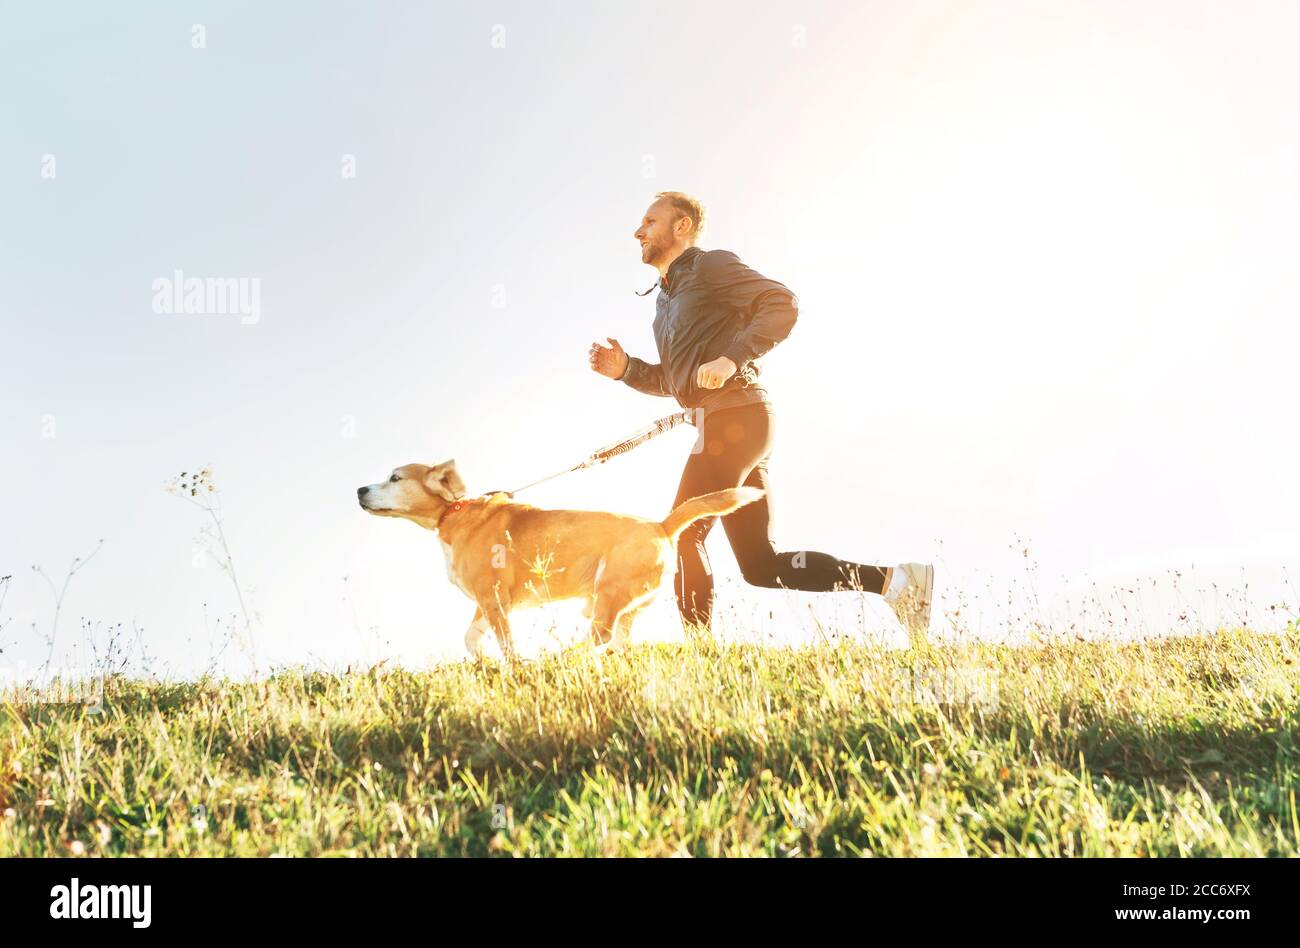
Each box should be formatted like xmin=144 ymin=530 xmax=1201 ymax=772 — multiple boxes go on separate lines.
xmin=589 ymin=337 xmax=672 ymax=397
xmin=620 ymin=356 xmax=673 ymax=397
xmin=702 ymin=250 xmax=799 ymax=370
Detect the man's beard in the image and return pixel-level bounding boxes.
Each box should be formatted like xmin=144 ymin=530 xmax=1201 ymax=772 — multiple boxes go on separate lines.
xmin=642 ymin=237 xmax=669 ymax=265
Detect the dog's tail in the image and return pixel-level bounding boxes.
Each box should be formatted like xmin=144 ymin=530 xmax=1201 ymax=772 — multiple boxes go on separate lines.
xmin=660 ymin=486 xmax=765 ymax=540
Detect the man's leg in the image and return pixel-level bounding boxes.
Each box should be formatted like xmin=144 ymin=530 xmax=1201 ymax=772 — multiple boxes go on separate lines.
xmin=691 ymin=402 xmax=932 ymax=637
xmin=722 ymin=459 xmax=890 ymax=595
xmin=671 ymin=406 xmax=770 ymax=629
xmin=672 ymin=401 xmax=907 ymax=629
xmin=671 ymin=453 xmax=730 ymax=629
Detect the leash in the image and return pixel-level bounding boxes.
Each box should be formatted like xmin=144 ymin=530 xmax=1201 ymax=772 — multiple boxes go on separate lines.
xmin=496 ymin=409 xmax=696 ymax=497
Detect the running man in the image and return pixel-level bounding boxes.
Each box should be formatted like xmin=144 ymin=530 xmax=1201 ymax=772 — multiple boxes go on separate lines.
xmin=588 ymin=191 xmax=934 ymax=639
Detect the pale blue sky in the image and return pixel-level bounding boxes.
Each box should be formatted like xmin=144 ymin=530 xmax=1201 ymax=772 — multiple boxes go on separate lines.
xmin=2 ymin=1 xmax=1297 ymax=678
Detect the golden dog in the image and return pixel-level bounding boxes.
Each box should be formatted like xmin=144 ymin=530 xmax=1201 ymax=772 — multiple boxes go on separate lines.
xmin=357 ymin=460 xmax=762 ymax=659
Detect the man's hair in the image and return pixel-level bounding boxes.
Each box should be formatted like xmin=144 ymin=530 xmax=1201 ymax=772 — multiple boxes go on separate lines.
xmin=655 ymin=191 xmax=706 ymax=240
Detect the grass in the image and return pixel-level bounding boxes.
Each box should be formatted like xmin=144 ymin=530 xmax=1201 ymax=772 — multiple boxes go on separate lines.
xmin=1 ymin=627 xmax=1298 ymax=856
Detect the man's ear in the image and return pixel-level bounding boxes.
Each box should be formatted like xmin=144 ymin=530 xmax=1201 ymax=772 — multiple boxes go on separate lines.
xmin=424 ymin=460 xmax=467 ymax=503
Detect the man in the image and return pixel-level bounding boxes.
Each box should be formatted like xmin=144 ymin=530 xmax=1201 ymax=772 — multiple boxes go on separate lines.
xmin=588 ymin=191 xmax=934 ymax=639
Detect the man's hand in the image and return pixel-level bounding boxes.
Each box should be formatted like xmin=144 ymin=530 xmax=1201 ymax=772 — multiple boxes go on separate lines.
xmin=589 ymin=337 xmax=630 ymax=380
xmin=696 ymin=355 xmax=737 ymax=390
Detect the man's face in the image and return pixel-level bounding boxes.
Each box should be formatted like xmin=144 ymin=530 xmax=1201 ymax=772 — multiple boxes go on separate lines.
xmin=633 ymin=198 xmax=684 ymax=266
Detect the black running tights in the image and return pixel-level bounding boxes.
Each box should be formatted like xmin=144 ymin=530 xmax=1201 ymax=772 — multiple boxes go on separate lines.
xmin=672 ymin=401 xmax=888 ymax=629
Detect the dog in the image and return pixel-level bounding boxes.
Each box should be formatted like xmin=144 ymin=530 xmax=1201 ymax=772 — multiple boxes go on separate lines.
xmin=357 ymin=459 xmax=762 ymax=659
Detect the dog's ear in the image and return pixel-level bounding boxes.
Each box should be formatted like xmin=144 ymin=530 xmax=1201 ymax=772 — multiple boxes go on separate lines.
xmin=424 ymin=460 xmax=467 ymax=503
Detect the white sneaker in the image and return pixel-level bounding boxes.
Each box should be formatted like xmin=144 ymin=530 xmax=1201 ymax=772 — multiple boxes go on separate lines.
xmin=886 ymin=563 xmax=934 ymax=638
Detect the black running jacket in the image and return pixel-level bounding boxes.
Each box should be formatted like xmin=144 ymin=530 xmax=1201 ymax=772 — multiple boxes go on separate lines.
xmin=618 ymin=246 xmax=799 ymax=413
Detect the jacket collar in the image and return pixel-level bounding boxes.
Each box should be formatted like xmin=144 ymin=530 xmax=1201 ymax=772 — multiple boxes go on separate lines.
xmin=661 ymin=246 xmax=704 ymax=292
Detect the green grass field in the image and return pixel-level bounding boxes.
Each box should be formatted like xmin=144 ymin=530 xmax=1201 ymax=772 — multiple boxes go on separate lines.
xmin=2 ymin=627 xmax=1298 ymax=856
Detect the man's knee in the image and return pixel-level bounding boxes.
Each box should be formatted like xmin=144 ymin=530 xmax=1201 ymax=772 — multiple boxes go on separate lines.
xmin=737 ymin=552 xmax=782 ymax=588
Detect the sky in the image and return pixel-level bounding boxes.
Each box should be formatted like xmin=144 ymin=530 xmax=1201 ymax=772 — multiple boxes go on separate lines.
xmin=2 ymin=0 xmax=1297 ymax=680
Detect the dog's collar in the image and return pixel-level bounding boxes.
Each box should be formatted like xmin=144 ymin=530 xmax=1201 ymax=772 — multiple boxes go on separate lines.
xmin=435 ymin=490 xmax=513 ymax=530
xmin=436 ymin=498 xmax=472 ymax=529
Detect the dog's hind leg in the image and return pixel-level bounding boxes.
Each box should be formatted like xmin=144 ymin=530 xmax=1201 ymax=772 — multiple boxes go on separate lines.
xmin=592 ymin=553 xmax=661 ymax=647
xmin=611 ymin=605 xmax=645 ymax=650
xmin=588 ymin=594 xmax=625 ymax=647
xmin=590 ymin=583 xmax=649 ymax=647
xmin=464 ymin=608 xmax=491 ymax=660
xmin=479 ymin=592 xmax=518 ymax=663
